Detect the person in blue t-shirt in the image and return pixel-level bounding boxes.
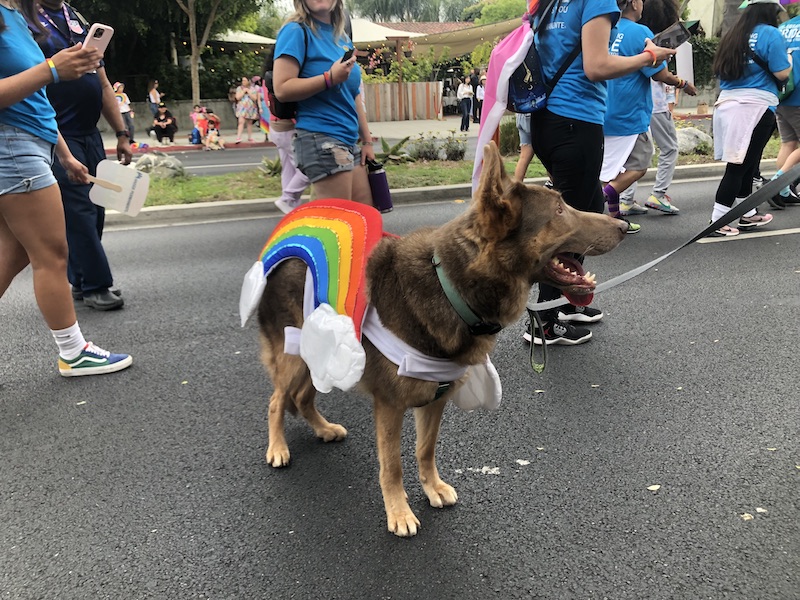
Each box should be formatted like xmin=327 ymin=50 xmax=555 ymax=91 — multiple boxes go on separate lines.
xmin=0 ymin=0 xmax=132 ymax=377
xmin=771 ymin=9 xmax=800 ymax=205
xmin=524 ymin=0 xmax=675 ymax=347
xmin=709 ymin=0 xmax=790 ymax=237
xmin=601 ymin=0 xmax=697 ymax=232
xmin=272 ymin=0 xmax=374 ymax=205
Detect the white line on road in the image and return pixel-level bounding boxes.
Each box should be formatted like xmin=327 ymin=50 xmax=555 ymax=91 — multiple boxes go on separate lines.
xmin=696 ymin=226 xmax=800 ymax=243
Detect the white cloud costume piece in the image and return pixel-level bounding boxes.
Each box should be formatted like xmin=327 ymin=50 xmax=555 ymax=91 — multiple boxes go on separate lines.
xmin=239 ymin=200 xmax=501 ymax=411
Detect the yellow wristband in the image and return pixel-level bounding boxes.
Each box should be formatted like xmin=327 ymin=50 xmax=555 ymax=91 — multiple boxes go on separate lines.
xmin=46 ymin=58 xmax=59 ymax=83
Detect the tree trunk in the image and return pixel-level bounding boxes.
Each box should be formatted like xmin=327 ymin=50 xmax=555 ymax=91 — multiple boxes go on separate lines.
xmin=721 ymin=0 xmax=741 ymax=38
xmin=188 ymin=1 xmax=200 ymax=105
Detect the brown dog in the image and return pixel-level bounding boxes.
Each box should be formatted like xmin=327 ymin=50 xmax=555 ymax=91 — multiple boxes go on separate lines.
xmin=256 ymin=142 xmax=627 ymax=536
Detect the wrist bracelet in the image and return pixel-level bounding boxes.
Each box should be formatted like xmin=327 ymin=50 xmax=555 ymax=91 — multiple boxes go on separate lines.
xmin=362 ymin=141 xmax=373 ymax=146
xmin=644 ymin=49 xmax=658 ymax=67
xmin=46 ymin=58 xmax=59 ymax=84
xmin=323 ymin=71 xmax=331 ymax=89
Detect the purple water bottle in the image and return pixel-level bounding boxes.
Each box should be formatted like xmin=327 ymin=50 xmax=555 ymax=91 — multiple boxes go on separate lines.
xmin=366 ymin=159 xmax=393 ymax=213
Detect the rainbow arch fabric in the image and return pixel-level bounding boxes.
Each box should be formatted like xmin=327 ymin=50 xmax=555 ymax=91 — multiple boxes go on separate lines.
xmin=241 ymin=199 xmax=384 ymax=338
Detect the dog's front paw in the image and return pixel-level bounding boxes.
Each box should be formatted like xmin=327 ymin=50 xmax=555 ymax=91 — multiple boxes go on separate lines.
xmin=314 ymin=422 xmax=348 ymax=442
xmin=386 ymin=506 xmax=421 ymax=537
xmin=422 ymin=479 xmax=458 ymax=508
xmin=266 ymin=443 xmax=290 ymax=468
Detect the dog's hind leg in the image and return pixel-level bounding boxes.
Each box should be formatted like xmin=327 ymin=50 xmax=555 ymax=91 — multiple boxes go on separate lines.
xmin=373 ymin=395 xmax=420 ymax=537
xmin=415 ymin=398 xmax=458 ymax=509
xmin=263 ymin=348 xmax=303 ymax=468
xmin=294 ymin=378 xmax=348 ymax=443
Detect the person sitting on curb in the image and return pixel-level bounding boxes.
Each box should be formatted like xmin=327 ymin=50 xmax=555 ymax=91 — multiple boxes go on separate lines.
xmin=152 ymin=102 xmax=177 ymax=146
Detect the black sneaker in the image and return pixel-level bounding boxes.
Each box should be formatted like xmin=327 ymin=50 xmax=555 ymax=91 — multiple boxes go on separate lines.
xmin=767 ymin=194 xmax=786 ymax=210
xmin=544 ymin=179 xmax=554 ymax=189
xmin=523 ymin=319 xmax=592 ymax=346
xmin=783 ymin=185 xmax=800 ymax=205
xmin=557 ymin=304 xmax=604 ymax=323
xmin=753 ymin=175 xmax=765 ymax=190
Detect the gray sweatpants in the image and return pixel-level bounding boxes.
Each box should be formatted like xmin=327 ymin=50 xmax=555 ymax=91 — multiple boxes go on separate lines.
xmin=620 ymin=110 xmax=679 ymax=201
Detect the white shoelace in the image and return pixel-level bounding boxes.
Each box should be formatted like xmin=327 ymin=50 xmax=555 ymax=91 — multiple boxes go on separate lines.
xmin=84 ymin=342 xmax=110 ymax=357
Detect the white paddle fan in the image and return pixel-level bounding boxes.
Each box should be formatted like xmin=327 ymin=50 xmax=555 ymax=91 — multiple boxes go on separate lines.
xmin=88 ymin=160 xmax=150 ymax=217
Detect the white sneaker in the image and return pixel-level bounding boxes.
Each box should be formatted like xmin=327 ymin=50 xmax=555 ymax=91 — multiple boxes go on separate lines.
xmin=275 ymin=198 xmax=301 ymax=214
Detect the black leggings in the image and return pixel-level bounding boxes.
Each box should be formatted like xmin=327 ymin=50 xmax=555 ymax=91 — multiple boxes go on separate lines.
xmin=530 ymin=110 xmax=605 ymax=312
xmin=715 ymin=109 xmax=776 ymax=207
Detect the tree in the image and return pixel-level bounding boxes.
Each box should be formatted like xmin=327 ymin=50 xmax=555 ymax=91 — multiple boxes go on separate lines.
xmin=173 ymin=0 xmax=265 ymax=104
xmin=475 ymin=0 xmax=525 ymax=26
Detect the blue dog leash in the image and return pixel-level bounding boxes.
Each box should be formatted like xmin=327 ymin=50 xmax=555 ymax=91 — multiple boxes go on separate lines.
xmin=526 ymin=165 xmax=800 ymax=373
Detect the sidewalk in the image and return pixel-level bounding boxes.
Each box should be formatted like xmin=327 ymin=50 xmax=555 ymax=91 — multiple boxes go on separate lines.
xmin=102 ymin=110 xmax=728 ymax=228
xmin=102 ymin=114 xmax=479 ymax=154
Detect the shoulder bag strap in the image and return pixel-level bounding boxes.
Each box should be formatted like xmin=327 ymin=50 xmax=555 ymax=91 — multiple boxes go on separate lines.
xmin=747 ymin=47 xmax=785 ymax=87
xmin=534 ymin=0 xmax=582 ymax=94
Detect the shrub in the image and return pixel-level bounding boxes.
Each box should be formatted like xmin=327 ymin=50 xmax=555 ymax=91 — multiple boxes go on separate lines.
xmin=499 ymin=116 xmax=520 ymax=155
xmin=441 ymin=131 xmax=467 ymax=161
xmin=408 ymin=132 xmax=440 ymax=161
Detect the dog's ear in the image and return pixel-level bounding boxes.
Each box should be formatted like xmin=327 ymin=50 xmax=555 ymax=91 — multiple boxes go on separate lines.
xmin=474 ymin=141 xmax=522 ymax=241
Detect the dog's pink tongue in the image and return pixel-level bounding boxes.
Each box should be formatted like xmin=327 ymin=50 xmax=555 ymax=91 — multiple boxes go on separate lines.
xmin=564 ymin=291 xmax=594 ymax=307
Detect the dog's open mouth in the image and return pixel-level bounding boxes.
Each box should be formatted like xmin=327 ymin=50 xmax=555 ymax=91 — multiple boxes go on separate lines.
xmin=544 ymin=254 xmax=597 ymax=306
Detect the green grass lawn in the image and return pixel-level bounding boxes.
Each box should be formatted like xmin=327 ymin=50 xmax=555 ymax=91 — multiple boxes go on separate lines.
xmin=146 ymin=139 xmax=781 ymax=207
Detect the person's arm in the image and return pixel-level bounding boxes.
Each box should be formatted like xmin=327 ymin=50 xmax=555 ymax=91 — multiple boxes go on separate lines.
xmin=98 ymin=68 xmax=132 ymax=165
xmin=55 ymin=132 xmax=89 ymax=184
xmin=652 ymin=67 xmax=697 ymax=96
xmin=355 ymin=92 xmax=375 ymax=165
xmin=273 ymin=49 xmax=358 ymax=103
xmin=581 ymin=15 xmax=676 ymax=82
xmin=0 ymin=43 xmax=100 ymax=110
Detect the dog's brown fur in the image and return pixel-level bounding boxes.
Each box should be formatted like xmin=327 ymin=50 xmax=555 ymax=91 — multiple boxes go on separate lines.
xmin=256 ymin=143 xmax=626 ymax=536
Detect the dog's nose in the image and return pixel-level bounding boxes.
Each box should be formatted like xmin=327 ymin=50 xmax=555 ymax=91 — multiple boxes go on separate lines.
xmin=614 ymin=218 xmax=629 ymax=236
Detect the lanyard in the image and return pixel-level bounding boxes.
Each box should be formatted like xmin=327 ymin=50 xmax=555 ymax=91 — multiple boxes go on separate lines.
xmin=37 ymin=4 xmax=81 ymax=44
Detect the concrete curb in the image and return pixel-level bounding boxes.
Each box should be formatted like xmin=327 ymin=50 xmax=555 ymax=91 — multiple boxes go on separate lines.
xmin=104 ymin=159 xmax=771 ymax=228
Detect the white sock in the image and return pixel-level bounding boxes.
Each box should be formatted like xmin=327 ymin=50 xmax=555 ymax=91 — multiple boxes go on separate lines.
xmin=51 ymin=322 xmax=87 ymax=359
xmin=732 ymin=197 xmax=757 ymax=218
xmin=712 ymin=202 xmax=731 ymax=223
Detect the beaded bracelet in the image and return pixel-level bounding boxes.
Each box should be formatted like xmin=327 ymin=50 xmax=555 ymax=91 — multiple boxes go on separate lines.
xmin=46 ymin=58 xmax=60 ymax=84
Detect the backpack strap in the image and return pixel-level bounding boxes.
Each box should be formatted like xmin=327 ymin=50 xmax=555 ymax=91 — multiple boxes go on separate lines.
xmin=534 ymin=0 xmax=582 ymax=95
xmin=747 ymin=47 xmax=787 ymax=90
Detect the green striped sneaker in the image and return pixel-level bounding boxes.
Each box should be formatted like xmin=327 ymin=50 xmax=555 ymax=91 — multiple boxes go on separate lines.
xmin=58 ymin=342 xmax=133 ymax=377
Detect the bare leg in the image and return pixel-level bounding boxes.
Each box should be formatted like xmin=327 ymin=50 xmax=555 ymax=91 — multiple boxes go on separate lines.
xmin=0 ymin=184 xmax=76 ymax=330
xmin=414 ymin=397 xmax=458 ymax=508
xmin=514 ymin=144 xmax=534 ymax=182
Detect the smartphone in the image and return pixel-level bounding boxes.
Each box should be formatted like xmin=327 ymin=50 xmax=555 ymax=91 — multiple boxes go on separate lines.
xmin=652 ymin=22 xmax=691 ymax=50
xmin=83 ymin=23 xmax=115 ymax=55
xmin=341 ymin=47 xmax=354 ymax=62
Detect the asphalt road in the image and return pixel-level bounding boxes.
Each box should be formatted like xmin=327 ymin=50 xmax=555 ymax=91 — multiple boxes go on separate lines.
xmin=1 ymin=178 xmax=798 ymax=600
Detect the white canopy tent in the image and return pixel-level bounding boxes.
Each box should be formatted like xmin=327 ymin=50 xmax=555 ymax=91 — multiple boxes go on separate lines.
xmin=350 ymin=18 xmax=425 ymax=45
xmin=214 ymin=30 xmax=276 ymax=45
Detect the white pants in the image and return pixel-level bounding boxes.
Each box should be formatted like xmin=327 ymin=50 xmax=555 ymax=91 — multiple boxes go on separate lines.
xmin=268 ymin=128 xmax=309 ymax=203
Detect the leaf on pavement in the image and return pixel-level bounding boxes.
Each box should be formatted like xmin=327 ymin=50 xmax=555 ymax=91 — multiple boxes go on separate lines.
xmin=516 ymin=459 xmax=530 ymax=466
xmin=741 ymin=513 xmax=754 ymax=521
xmin=647 ymin=484 xmax=661 ymax=492
xmin=755 ymin=507 xmax=768 ymax=514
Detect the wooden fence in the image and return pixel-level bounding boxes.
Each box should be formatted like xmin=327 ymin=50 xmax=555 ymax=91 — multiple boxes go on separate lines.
xmin=362 ymin=81 xmax=444 ymax=122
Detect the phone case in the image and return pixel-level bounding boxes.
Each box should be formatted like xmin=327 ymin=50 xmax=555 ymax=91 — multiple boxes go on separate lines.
xmin=84 ymin=23 xmax=115 ymax=55
xmin=652 ymin=22 xmax=690 ymax=50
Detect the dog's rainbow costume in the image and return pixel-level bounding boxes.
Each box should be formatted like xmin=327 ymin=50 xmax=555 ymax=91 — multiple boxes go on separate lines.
xmin=239 ymin=200 xmax=501 ymax=411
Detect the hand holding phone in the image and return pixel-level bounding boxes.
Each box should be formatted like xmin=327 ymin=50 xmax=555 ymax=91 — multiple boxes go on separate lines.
xmin=341 ymin=47 xmax=354 ymax=62
xmin=83 ymin=23 xmax=115 ymax=55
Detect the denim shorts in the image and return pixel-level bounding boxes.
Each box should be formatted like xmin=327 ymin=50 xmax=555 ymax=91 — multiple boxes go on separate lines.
xmin=516 ymin=113 xmax=532 ymax=146
xmin=0 ymin=124 xmax=57 ymax=196
xmin=292 ymin=129 xmax=362 ymax=183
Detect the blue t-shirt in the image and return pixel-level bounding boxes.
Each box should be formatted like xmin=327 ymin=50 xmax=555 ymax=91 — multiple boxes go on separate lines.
xmin=535 ymin=0 xmax=620 ymax=125
xmin=29 ymin=4 xmax=103 ymax=137
xmin=779 ymin=15 xmax=800 ymax=106
xmin=719 ymin=23 xmax=789 ymax=99
xmin=0 ymin=6 xmax=58 ymax=144
xmin=274 ymin=20 xmax=361 ymax=145
xmin=604 ymin=18 xmax=665 ymax=137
